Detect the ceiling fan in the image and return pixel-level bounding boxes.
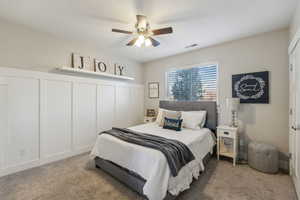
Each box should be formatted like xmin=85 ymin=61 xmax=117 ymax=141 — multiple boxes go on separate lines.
xmin=112 ymin=15 xmax=173 ymax=47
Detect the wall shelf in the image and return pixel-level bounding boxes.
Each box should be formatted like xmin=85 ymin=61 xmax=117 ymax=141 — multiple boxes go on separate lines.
xmin=56 ymin=67 xmax=134 ymax=81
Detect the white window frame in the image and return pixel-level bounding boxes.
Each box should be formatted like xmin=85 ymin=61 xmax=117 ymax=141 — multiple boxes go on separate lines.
xmin=164 ymin=62 xmax=219 ymax=103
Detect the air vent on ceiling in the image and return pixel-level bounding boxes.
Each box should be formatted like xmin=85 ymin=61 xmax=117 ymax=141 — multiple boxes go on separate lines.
xmin=185 ymin=43 xmax=198 ymax=48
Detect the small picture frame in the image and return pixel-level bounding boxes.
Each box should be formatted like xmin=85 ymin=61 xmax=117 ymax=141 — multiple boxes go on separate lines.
xmin=148 ymin=82 xmax=159 ymax=99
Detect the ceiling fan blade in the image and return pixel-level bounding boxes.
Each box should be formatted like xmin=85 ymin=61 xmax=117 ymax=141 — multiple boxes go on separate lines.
xmin=112 ymin=29 xmax=133 ymax=34
xmin=149 ymin=37 xmax=160 ymax=47
xmin=126 ymin=37 xmax=138 ymax=46
xmin=152 ymin=27 xmax=173 ymax=35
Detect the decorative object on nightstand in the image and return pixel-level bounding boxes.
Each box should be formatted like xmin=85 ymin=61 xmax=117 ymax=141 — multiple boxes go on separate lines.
xmin=217 ymin=125 xmax=239 ymax=166
xmin=226 ymin=97 xmax=240 ymax=127
xmin=146 ymin=109 xmax=156 ymax=117
xmin=144 ymin=116 xmax=156 ymax=123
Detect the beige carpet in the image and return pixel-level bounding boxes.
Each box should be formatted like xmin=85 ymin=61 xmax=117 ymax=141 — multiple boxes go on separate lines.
xmin=0 ymin=153 xmax=297 ymax=200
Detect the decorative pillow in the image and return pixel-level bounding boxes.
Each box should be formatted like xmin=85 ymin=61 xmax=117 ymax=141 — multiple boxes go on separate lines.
xmin=155 ymin=108 xmax=181 ymax=126
xmin=181 ymin=111 xmax=207 ymax=129
xmin=155 ymin=108 xmax=166 ymax=125
xmin=159 ymin=110 xmax=181 ymax=126
xmin=163 ymin=117 xmax=183 ymax=131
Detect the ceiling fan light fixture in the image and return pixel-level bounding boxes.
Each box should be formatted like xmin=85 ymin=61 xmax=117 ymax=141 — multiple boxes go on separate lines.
xmin=134 ymin=35 xmax=145 ymax=47
xmin=112 ymin=15 xmax=172 ymax=47
xmin=145 ymin=38 xmax=152 ymax=47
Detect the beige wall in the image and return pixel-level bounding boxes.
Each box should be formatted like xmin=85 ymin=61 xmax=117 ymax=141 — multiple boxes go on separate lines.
xmin=290 ymin=1 xmax=300 ymax=40
xmin=0 ymin=18 xmax=290 ymax=155
xmin=143 ymin=29 xmax=289 ymax=154
xmin=0 ymin=19 xmax=144 ymax=84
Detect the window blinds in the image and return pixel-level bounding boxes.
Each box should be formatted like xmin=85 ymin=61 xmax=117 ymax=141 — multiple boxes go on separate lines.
xmin=166 ymin=65 xmax=217 ymax=101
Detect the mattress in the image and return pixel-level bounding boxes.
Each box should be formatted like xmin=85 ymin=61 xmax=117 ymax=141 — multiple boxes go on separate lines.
xmin=90 ymin=122 xmax=216 ymax=200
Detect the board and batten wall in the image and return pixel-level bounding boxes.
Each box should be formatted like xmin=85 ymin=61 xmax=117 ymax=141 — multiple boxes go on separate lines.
xmin=0 ymin=18 xmax=143 ymax=84
xmin=0 ymin=67 xmax=144 ymax=177
xmin=143 ymin=29 xmax=289 ymax=165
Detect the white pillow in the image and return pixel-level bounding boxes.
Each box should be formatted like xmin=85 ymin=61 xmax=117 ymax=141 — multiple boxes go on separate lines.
xmin=155 ymin=108 xmax=166 ymax=124
xmin=181 ymin=111 xmax=207 ymax=129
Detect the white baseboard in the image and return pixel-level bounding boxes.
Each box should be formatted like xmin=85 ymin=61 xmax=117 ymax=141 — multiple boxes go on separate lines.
xmin=0 ymin=148 xmax=92 ymax=178
xmin=292 ymin=175 xmax=300 ymax=200
xmin=0 ymin=159 xmax=41 ymax=178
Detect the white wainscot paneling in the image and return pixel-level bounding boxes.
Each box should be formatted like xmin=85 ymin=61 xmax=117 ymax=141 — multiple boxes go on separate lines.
xmin=73 ymin=82 xmax=97 ymax=152
xmin=6 ymin=77 xmax=40 ymax=168
xmin=0 ymin=67 xmax=144 ymax=177
xmin=0 ymin=79 xmax=8 ymax=169
xmin=115 ymin=86 xmax=131 ymax=128
xmin=40 ymin=80 xmax=72 ymax=162
xmin=130 ymin=87 xmax=144 ymax=126
xmin=97 ymin=84 xmax=115 ymax=132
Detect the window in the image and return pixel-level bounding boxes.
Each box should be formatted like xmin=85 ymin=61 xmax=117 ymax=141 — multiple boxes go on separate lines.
xmin=166 ymin=65 xmax=217 ymax=101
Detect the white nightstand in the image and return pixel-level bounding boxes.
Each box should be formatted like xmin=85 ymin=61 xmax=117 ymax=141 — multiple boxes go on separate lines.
xmin=217 ymin=125 xmax=239 ymax=166
xmin=144 ymin=116 xmax=156 ymax=123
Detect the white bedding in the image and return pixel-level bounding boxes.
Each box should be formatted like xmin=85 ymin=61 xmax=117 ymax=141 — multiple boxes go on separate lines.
xmin=90 ymin=123 xmax=216 ymax=200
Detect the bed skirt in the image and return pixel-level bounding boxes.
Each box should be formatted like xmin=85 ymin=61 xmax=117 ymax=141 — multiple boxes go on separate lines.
xmin=95 ymin=152 xmax=212 ymax=200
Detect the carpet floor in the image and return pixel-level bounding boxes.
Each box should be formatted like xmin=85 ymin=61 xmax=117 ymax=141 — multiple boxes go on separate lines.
xmin=0 ymin=153 xmax=297 ymax=200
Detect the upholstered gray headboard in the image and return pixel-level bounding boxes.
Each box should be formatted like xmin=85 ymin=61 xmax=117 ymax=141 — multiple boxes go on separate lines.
xmin=159 ymin=100 xmax=218 ymax=132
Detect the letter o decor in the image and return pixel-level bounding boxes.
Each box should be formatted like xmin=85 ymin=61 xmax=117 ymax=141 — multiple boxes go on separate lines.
xmin=97 ymin=62 xmax=107 ymax=72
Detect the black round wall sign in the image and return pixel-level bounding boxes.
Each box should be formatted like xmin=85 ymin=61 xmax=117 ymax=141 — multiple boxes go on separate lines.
xmin=97 ymin=62 xmax=107 ymax=72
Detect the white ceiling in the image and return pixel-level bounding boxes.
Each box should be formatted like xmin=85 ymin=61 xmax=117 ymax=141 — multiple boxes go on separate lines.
xmin=0 ymin=0 xmax=297 ymax=63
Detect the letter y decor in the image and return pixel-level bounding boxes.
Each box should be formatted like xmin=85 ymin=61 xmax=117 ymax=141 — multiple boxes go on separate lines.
xmin=114 ymin=63 xmax=125 ymax=76
xmin=232 ymin=71 xmax=269 ymax=104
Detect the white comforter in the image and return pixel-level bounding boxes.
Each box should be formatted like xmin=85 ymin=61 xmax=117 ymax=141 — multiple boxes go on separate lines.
xmin=90 ymin=123 xmax=215 ymax=200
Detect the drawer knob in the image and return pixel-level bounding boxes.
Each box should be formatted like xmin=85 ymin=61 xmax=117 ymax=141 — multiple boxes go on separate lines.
xmin=224 ymin=131 xmax=229 ymax=135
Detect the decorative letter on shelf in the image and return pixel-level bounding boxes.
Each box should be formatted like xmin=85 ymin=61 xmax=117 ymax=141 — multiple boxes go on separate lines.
xmin=94 ymin=59 xmax=107 ymax=72
xmin=71 ymin=53 xmax=127 ymax=77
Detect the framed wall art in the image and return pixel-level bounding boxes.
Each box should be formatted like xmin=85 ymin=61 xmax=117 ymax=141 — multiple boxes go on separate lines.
xmin=232 ymin=71 xmax=269 ymax=104
xmin=148 ymin=82 xmax=159 ymax=99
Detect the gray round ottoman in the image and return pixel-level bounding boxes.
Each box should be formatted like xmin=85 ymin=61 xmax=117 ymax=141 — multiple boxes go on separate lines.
xmin=248 ymin=142 xmax=279 ymax=174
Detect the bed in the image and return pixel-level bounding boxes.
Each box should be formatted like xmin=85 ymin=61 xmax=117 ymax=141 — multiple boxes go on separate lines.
xmin=91 ymin=101 xmax=217 ymax=200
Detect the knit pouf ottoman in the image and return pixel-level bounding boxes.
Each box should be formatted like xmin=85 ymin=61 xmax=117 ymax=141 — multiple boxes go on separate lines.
xmin=248 ymin=142 xmax=279 ymax=174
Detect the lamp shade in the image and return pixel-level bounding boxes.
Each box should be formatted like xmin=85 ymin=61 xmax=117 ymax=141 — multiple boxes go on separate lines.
xmin=226 ymin=98 xmax=240 ymax=111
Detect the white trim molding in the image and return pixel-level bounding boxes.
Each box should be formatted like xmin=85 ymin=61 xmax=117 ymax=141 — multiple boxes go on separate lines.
xmin=289 ymin=28 xmax=300 ymax=55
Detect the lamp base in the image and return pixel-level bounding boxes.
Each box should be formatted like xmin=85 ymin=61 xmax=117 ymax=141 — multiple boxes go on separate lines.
xmin=230 ymin=111 xmax=238 ymax=127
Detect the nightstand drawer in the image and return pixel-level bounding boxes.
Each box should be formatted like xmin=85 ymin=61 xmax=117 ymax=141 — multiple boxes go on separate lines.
xmin=218 ymin=129 xmax=236 ymax=138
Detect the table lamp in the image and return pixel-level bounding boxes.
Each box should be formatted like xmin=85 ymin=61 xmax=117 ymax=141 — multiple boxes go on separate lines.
xmin=226 ymin=98 xmax=240 ymax=127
